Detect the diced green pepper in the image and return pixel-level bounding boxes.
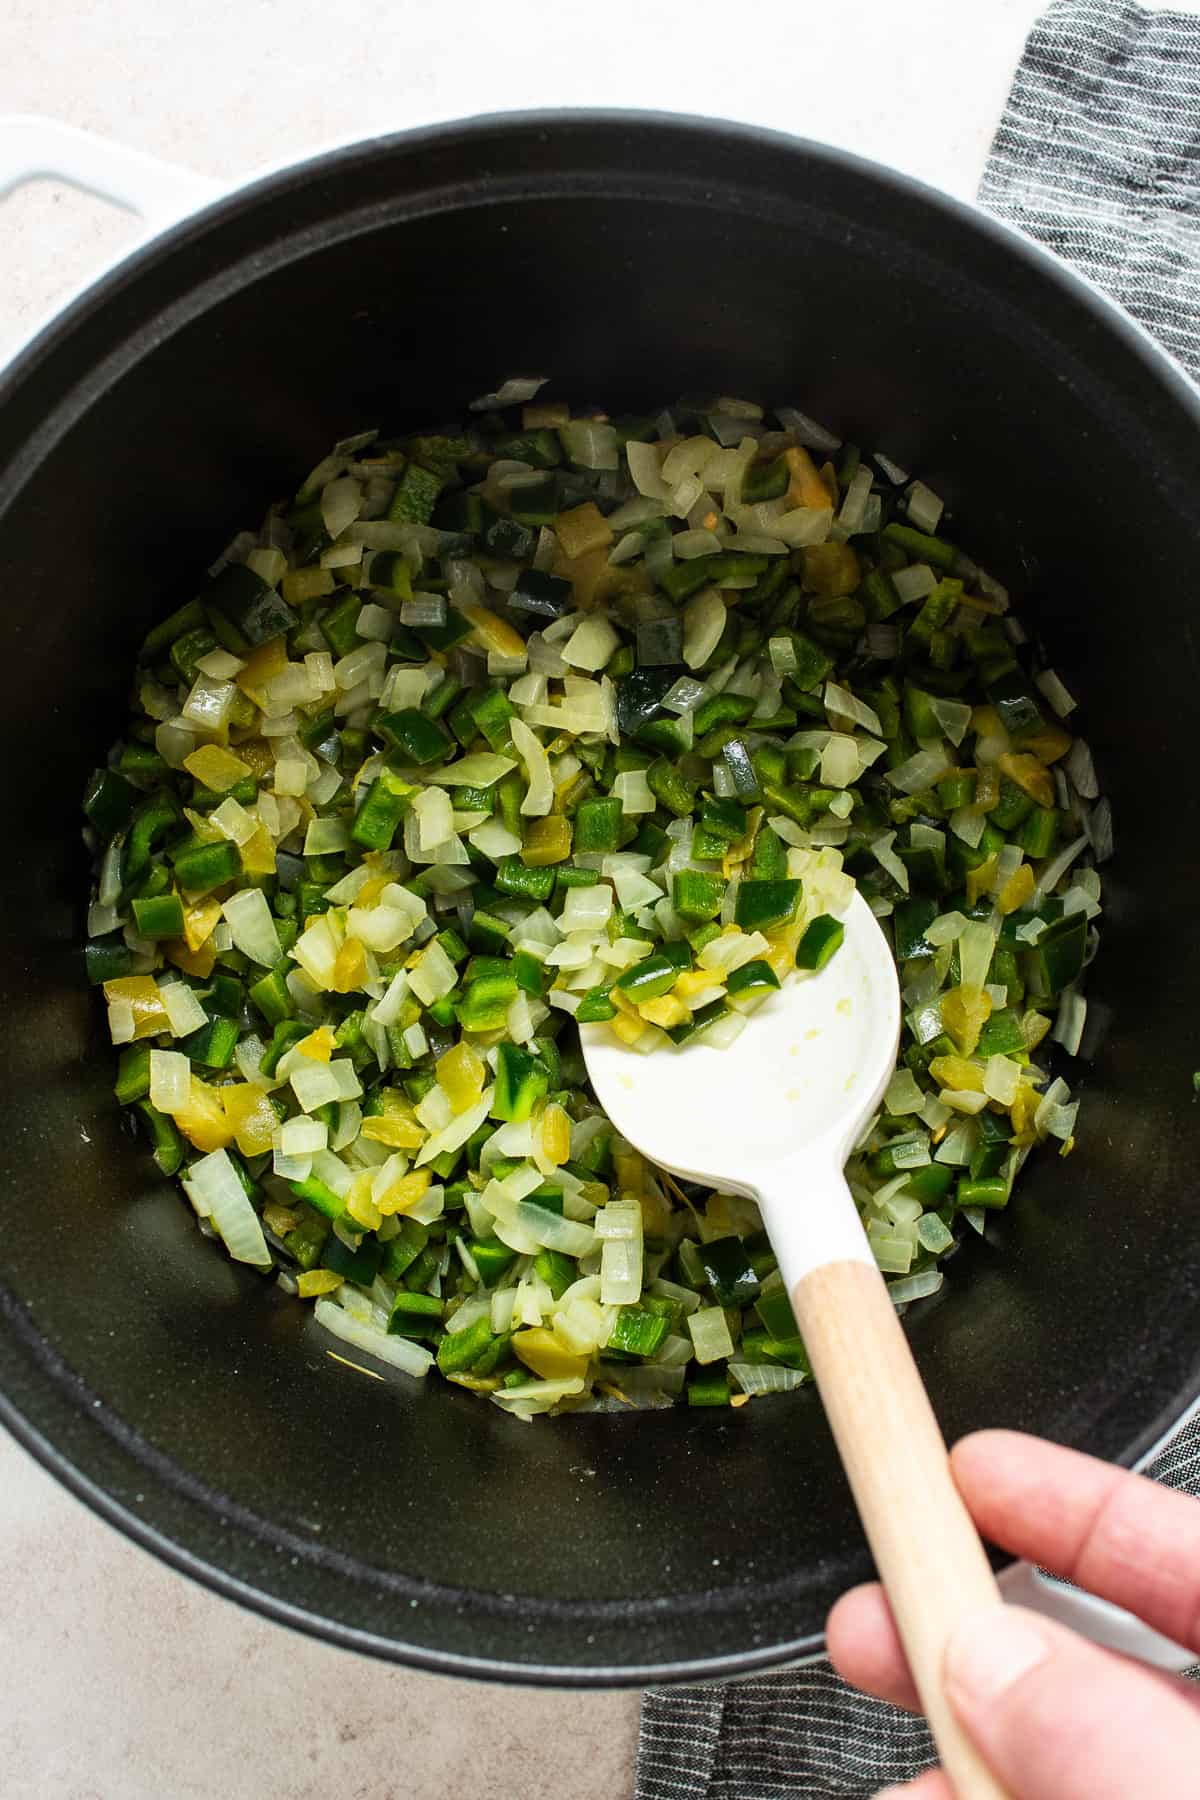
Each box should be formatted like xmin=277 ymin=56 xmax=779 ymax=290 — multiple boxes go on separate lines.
xmin=699 ymin=1236 xmax=760 ymax=1307
xmin=606 ymin=1306 xmax=670 ymax=1357
xmin=171 ymin=839 xmax=242 ymax=895
xmin=491 ymin=1041 xmax=551 ymax=1122
xmin=83 ymin=767 xmax=137 ymax=838
xmin=795 ymin=914 xmax=844 ymax=971
xmin=672 ymin=870 xmax=726 ymax=923
xmin=131 ymin=893 xmax=185 ymax=940
xmin=387 ymin=1290 xmax=444 ymax=1338
xmin=377 ymin=708 xmax=453 ymax=766
xmin=726 ymin=959 xmax=780 ymax=998
xmin=351 ymin=768 xmax=416 ymax=850
xmin=735 ymin=879 xmax=801 ymax=932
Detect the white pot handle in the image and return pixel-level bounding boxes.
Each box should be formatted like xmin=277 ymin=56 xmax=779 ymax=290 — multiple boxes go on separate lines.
xmin=0 ymin=113 xmax=220 ymax=233
xmin=998 ymin=1558 xmax=1195 ymax=1671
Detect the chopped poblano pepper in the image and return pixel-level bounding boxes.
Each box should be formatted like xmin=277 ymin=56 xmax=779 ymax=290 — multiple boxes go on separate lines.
xmin=84 ymin=390 xmax=1104 ymax=1416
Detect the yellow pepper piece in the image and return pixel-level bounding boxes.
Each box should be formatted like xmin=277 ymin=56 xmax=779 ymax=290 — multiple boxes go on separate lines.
xmin=164 ymin=937 xmax=217 ymax=979
xmin=231 ymin=737 xmax=274 ymax=778
xmin=346 ymin=1173 xmax=382 ymax=1232
xmin=356 ymin=874 xmax=391 ymax=904
xmin=613 ymin=1143 xmax=645 ymax=1193
xmin=762 ymin=921 xmax=804 ymax=984
xmin=556 ymin=545 xmax=648 ymax=611
xmin=784 ymin=445 xmax=834 ymax=512
xmin=802 ymin=541 xmax=860 ymax=598
xmin=376 ymin=1169 xmax=432 ymax=1216
xmin=638 ymin=993 xmax=690 ymax=1029
xmin=296 ymin=1026 xmax=336 ymax=1062
xmin=239 ymin=824 xmax=277 ymax=876
xmin=610 ymin=1009 xmax=647 ymax=1046
xmin=971 ymin=704 xmax=1007 ymax=738
xmin=297 ymin=1269 xmax=343 ymax=1298
xmin=263 ymin=1202 xmax=301 ymax=1237
xmin=220 ymin=1083 xmax=279 ymax=1157
xmin=331 ymin=937 xmax=367 ymax=993
xmin=521 ymin=815 xmax=573 ymax=866
xmin=997 ymin=862 xmax=1036 ymax=916
xmin=973 ymin=764 xmax=1001 ymax=811
xmin=929 ymin=1054 xmax=985 ymax=1093
xmin=1018 ymin=722 xmax=1073 ymax=765
xmin=102 ymin=975 xmax=170 ymax=1040
xmin=182 ymin=898 xmax=222 ymax=953
xmin=173 ymin=1076 xmax=236 ymax=1152
xmin=523 ymin=401 xmax=570 ymax=429
xmin=1010 ymin=1084 xmax=1040 ymax=1141
xmin=553 ymin=501 xmax=613 ymax=560
xmin=459 ymin=604 xmax=528 ymax=660
xmin=940 ymin=983 xmax=992 ymax=1056
xmin=1023 ymin=1010 xmax=1052 ymax=1050
xmin=966 ymin=854 xmax=999 ymax=906
xmin=998 ymin=751 xmax=1055 ymax=809
xmin=675 ymin=968 xmax=724 ymax=1002
xmin=512 ymin=1328 xmax=590 ymax=1383
xmin=183 ymin=743 xmax=253 ymax=791
xmin=539 ymin=1102 xmax=571 ymax=1168
xmin=360 ymin=1114 xmax=426 ymax=1151
xmin=234 ymin=635 xmax=289 ymax=703
xmin=437 ymin=1040 xmax=486 ymax=1113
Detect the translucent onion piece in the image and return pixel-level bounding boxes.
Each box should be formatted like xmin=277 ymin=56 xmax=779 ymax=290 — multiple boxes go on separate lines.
xmin=314 ymin=1297 xmax=433 ymax=1376
xmin=183 ymin=1149 xmax=270 ymax=1267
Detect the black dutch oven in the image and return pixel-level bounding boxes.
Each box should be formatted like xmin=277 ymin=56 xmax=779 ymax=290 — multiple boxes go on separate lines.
xmin=1 ymin=111 xmax=1198 ymax=1685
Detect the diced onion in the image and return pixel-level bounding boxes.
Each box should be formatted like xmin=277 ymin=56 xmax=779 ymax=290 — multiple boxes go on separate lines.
xmin=1035 ymin=668 xmax=1077 ymax=717
xmin=149 ymin=1049 xmax=191 ymax=1113
xmin=182 ymin=1149 xmax=269 ymax=1267
xmin=870 ymin=832 xmax=910 ymax=893
xmin=469 ymin=376 xmax=547 ymax=410
xmin=314 ymin=1297 xmax=433 ymax=1376
xmin=930 ymin=696 xmax=972 ymax=746
xmin=682 ymin=587 xmax=726 ymax=670
xmin=728 ymin=1362 xmax=809 ymax=1395
xmin=884 ymin=1068 xmax=925 ymax=1114
xmin=905 ymin=481 xmax=943 ymax=533
xmin=824 ymin=681 xmax=881 ymax=737
xmin=891 ymin=563 xmax=937 ymax=603
xmin=510 ymin=718 xmax=554 ymax=816
xmin=290 ymin=1062 xmax=342 ymax=1111
xmin=687 ymin=1305 xmax=735 ymax=1365
xmin=561 ymin=614 xmax=619 ymax=672
xmin=222 ymin=888 xmax=283 ymax=967
xmin=613 ymin=769 xmax=654 ymax=815
xmin=160 ymin=981 xmax=208 ymax=1037
xmin=887 ymin=747 xmax=952 ymax=794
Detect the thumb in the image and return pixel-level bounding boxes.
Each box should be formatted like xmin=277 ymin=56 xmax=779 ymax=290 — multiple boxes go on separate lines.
xmin=944 ymin=1605 xmax=1200 ymax=1800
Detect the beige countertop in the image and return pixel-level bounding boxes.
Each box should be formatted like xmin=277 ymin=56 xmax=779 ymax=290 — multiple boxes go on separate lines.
xmin=4 ymin=2 xmax=1185 ymax=1793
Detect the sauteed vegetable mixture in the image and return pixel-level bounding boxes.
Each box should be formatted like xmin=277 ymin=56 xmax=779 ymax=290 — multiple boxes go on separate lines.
xmin=83 ymin=383 xmax=1108 ymax=1417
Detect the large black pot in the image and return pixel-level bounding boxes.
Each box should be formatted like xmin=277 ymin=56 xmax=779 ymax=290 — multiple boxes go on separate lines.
xmin=1 ymin=112 xmax=1198 ymax=1686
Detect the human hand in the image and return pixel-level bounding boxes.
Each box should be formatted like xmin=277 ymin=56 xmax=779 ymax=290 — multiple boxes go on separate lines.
xmin=826 ymin=1429 xmax=1200 ymax=1799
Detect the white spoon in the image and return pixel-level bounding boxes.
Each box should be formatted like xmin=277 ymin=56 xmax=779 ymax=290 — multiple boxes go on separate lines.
xmin=582 ymin=890 xmax=1010 ymax=1800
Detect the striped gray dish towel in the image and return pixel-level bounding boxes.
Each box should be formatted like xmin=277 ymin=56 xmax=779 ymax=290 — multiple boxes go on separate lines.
xmin=635 ymin=5 xmax=1200 ymax=1795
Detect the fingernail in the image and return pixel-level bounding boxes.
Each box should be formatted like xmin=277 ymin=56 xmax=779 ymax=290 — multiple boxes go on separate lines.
xmin=946 ymin=1606 xmax=1049 ymax=1706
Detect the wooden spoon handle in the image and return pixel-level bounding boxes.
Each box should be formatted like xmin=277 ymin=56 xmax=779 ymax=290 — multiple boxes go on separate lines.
xmin=794 ymin=1258 xmax=1012 ymax=1800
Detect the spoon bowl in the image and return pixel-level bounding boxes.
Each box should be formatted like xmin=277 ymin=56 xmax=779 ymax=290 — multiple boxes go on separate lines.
xmin=582 ymin=889 xmax=900 ymax=1282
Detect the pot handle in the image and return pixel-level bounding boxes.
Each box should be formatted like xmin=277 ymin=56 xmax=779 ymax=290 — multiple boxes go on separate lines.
xmin=0 ymin=114 xmax=220 ymax=232
xmin=998 ymin=1559 xmax=1196 ymax=1671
